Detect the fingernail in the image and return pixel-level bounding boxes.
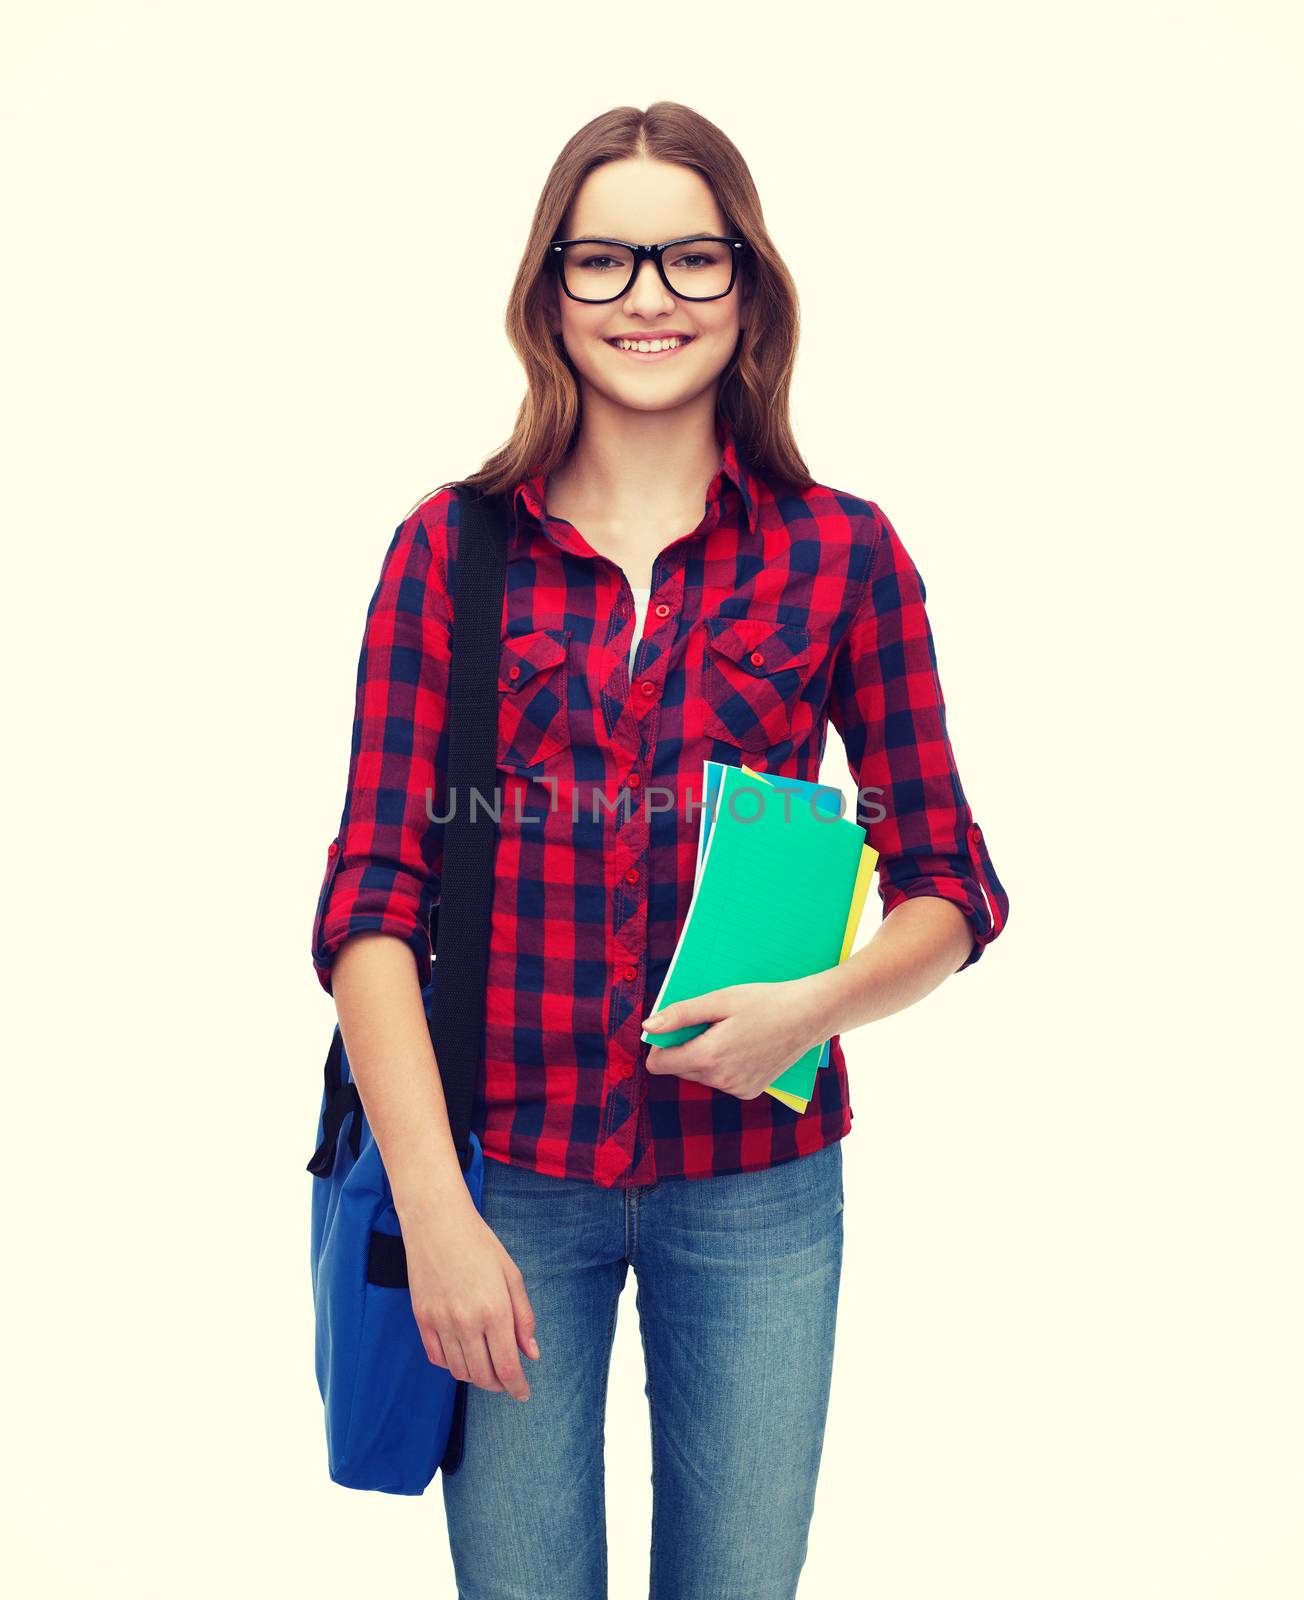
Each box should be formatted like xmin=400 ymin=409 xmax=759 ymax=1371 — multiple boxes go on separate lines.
xmin=529 ymin=1337 xmax=540 ymax=1358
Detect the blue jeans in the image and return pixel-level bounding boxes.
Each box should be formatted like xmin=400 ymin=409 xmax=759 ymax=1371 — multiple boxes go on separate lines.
xmin=441 ymin=1136 xmax=845 ymax=1600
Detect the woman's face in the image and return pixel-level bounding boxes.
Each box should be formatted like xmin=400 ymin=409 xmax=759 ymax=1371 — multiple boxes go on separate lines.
xmin=546 ymin=157 xmax=748 ymax=416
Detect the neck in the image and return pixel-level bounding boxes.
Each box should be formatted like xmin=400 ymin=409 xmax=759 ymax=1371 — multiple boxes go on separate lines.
xmin=546 ymin=394 xmax=722 ymax=542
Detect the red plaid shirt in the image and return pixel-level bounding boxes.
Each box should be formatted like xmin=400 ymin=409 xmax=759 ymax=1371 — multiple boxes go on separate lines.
xmin=311 ymin=415 xmax=1009 ymax=1187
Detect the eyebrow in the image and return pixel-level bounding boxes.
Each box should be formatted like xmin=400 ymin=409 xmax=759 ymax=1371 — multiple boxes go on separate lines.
xmin=567 ymin=232 xmax=716 ymax=244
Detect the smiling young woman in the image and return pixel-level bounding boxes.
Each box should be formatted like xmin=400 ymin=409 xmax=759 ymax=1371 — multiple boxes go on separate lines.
xmin=312 ymin=100 xmax=1009 ymax=1599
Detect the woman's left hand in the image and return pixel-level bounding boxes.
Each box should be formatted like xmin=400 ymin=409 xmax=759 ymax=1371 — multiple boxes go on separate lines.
xmin=641 ymin=978 xmax=829 ymax=1100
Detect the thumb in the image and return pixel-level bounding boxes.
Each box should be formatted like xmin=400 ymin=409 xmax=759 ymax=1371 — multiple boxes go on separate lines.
xmin=643 ymin=992 xmax=722 ymax=1032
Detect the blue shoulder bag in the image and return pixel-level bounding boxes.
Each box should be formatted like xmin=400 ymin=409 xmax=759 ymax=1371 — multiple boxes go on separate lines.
xmin=306 ymin=483 xmax=510 ymax=1494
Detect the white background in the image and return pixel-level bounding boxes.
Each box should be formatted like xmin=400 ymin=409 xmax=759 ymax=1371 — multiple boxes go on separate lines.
xmin=3 ymin=2 xmax=1300 ymax=1595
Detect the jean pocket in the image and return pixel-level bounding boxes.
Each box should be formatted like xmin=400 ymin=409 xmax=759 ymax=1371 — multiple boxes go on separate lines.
xmin=497 ymin=627 xmax=572 ymax=771
xmin=701 ymin=616 xmax=817 ymax=753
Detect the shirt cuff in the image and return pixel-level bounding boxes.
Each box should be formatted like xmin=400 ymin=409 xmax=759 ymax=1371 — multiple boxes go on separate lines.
xmin=878 ymin=821 xmax=1009 ymax=972
xmin=311 ymin=839 xmax=437 ymax=995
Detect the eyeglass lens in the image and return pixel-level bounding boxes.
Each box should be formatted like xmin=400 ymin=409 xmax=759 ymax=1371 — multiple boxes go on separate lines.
xmin=559 ymin=238 xmax=735 ymax=301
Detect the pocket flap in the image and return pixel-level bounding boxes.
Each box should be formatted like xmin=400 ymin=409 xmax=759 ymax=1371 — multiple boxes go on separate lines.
xmin=498 ymin=628 xmax=570 ymax=691
xmin=704 ymin=616 xmax=812 ymax=674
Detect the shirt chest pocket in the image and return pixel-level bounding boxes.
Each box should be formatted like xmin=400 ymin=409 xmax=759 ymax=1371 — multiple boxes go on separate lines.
xmin=497 ymin=627 xmax=572 ymax=771
xmin=701 ymin=616 xmax=818 ymax=753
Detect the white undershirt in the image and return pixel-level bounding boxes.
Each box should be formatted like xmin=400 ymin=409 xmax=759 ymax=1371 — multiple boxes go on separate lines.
xmin=628 ymin=585 xmax=651 ymax=674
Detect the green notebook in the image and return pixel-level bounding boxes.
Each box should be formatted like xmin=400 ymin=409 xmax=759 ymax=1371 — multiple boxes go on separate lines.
xmin=640 ymin=761 xmax=866 ymax=1096
xmin=696 ymin=760 xmax=849 ymax=1074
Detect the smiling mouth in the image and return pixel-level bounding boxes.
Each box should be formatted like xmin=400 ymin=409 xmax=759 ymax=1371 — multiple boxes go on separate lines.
xmin=605 ymin=334 xmax=696 ymax=360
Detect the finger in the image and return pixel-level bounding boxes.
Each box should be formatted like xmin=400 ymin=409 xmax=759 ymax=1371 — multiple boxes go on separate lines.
xmin=420 ymin=1325 xmax=450 ymax=1370
xmin=645 ymin=1045 xmax=705 ymax=1079
xmin=438 ymin=1330 xmax=470 ymax=1383
xmin=466 ymin=1330 xmax=509 ymax=1394
xmin=648 ymin=1028 xmax=724 ymax=1068
xmin=485 ymin=1316 xmax=532 ymax=1402
xmin=451 ymin=1323 xmax=505 ymax=1392
xmin=505 ymin=1269 xmax=541 ymax=1361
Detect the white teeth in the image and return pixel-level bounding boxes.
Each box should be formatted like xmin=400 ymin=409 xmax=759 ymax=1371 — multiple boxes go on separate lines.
xmin=612 ymin=336 xmax=688 ymax=352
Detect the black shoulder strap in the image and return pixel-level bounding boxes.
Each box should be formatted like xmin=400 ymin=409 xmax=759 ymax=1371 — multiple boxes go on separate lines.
xmin=429 ymin=485 xmax=508 ymax=1170
xmin=306 ymin=485 xmax=508 ymax=1183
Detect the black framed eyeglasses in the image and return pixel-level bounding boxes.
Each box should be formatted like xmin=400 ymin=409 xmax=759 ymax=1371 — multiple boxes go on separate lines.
xmin=549 ymin=234 xmax=747 ymax=303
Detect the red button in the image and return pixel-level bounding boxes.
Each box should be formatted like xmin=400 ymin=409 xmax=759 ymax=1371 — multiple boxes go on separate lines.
xmin=625 ymin=867 xmax=640 ymax=885
xmin=654 ymin=602 xmax=671 ymax=618
xmin=327 ymin=841 xmax=339 ymax=857
xmin=621 ymin=1062 xmax=634 ymax=1079
xmin=627 ymin=770 xmax=641 ymax=787
xmin=749 ymin=650 xmax=764 ymax=666
xmin=623 ymin=965 xmax=637 ymax=981
xmin=639 ymin=680 xmax=656 ymax=697
xmin=508 ymin=664 xmax=520 ymax=679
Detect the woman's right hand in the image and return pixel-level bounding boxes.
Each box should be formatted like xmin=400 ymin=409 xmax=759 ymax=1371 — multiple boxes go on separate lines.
xmin=397 ymin=1187 xmax=541 ymax=1402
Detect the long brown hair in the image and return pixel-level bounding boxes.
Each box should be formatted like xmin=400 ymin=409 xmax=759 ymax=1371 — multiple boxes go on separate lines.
xmin=410 ymin=101 xmax=813 ymax=517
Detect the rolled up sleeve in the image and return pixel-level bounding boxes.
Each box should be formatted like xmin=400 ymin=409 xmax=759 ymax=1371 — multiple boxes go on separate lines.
xmin=311 ymin=501 xmax=453 ymax=995
xmin=828 ymin=505 xmax=1009 ymax=970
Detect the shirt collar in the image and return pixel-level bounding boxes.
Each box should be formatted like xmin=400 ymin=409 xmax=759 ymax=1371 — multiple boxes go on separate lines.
xmin=511 ymin=413 xmax=762 ymax=552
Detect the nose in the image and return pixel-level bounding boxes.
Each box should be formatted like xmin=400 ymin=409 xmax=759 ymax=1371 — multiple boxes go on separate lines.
xmin=623 ymin=256 xmax=677 ymax=313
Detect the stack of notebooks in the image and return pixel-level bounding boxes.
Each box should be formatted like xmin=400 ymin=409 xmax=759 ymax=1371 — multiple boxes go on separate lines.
xmin=639 ymin=760 xmax=878 ymax=1112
